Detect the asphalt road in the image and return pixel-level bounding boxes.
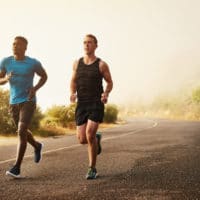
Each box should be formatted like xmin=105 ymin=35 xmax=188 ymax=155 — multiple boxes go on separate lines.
xmin=0 ymin=118 xmax=200 ymax=200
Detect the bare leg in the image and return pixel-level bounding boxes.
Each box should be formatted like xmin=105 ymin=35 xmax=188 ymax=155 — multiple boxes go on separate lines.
xmin=77 ymin=123 xmax=87 ymax=144
xmin=27 ymin=129 xmax=40 ymax=149
xmin=15 ymin=122 xmax=28 ymax=168
xmin=86 ymin=120 xmax=99 ymax=168
xmin=77 ymin=121 xmax=99 ymax=168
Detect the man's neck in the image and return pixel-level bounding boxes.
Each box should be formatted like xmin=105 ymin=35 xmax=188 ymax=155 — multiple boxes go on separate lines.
xmin=14 ymin=54 xmax=25 ymax=61
xmin=84 ymin=54 xmax=97 ymax=65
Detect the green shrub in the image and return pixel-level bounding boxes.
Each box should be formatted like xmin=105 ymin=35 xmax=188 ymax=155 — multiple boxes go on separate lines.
xmin=30 ymin=106 xmax=44 ymax=130
xmin=40 ymin=116 xmax=60 ymax=128
xmin=0 ymin=89 xmax=15 ymax=133
xmin=43 ymin=104 xmax=76 ymax=128
xmin=192 ymin=87 xmax=200 ymax=104
xmin=104 ymin=104 xmax=118 ymax=123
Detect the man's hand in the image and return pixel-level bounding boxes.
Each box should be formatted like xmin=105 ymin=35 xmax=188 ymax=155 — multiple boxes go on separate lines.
xmin=28 ymin=87 xmax=36 ymax=101
xmin=5 ymin=72 xmax=13 ymax=82
xmin=101 ymin=92 xmax=109 ymax=104
xmin=70 ymin=93 xmax=77 ymax=103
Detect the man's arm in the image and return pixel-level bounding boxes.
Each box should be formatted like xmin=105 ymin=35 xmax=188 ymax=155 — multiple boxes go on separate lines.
xmin=99 ymin=61 xmax=113 ymax=104
xmin=70 ymin=60 xmax=78 ymax=103
xmin=28 ymin=68 xmax=48 ymax=100
xmin=0 ymin=70 xmax=12 ymax=85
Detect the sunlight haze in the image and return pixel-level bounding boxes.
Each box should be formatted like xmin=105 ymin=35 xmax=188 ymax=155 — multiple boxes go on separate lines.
xmin=1 ymin=0 xmax=200 ymax=110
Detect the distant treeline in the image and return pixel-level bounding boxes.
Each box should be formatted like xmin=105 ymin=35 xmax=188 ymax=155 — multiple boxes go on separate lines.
xmin=120 ymin=86 xmax=200 ymax=121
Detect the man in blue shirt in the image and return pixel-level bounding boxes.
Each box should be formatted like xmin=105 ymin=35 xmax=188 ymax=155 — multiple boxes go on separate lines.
xmin=0 ymin=36 xmax=47 ymax=178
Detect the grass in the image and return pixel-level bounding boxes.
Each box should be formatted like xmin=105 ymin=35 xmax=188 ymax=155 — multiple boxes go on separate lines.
xmin=33 ymin=126 xmax=75 ymax=137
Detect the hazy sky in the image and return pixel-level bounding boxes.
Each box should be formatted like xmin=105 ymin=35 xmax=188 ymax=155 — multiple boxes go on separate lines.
xmin=1 ymin=0 xmax=200 ymax=110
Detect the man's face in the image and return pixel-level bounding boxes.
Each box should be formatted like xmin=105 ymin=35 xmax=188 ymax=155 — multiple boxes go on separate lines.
xmin=12 ymin=39 xmax=27 ymax=56
xmin=83 ymin=36 xmax=97 ymax=55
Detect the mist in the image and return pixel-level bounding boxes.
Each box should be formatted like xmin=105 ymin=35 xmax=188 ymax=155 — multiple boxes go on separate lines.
xmin=0 ymin=0 xmax=200 ymax=112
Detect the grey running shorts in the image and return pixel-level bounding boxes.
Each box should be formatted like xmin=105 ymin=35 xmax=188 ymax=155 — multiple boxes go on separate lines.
xmin=9 ymin=101 xmax=36 ymax=126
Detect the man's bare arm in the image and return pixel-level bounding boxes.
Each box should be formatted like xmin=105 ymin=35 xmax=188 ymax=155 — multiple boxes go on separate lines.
xmin=70 ymin=60 xmax=78 ymax=103
xmin=0 ymin=70 xmax=12 ymax=85
xmin=34 ymin=68 xmax=48 ymax=91
xmin=99 ymin=61 xmax=113 ymax=103
xmin=28 ymin=68 xmax=48 ymax=100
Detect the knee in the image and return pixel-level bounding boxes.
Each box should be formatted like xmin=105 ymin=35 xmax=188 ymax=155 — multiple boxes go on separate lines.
xmin=17 ymin=122 xmax=28 ymax=136
xmin=86 ymin=132 xmax=96 ymax=143
xmin=79 ymin=140 xmax=87 ymax=144
xmin=78 ymin=137 xmax=87 ymax=144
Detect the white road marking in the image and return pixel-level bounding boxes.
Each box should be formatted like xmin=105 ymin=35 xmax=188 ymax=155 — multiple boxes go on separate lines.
xmin=0 ymin=120 xmax=158 ymax=165
xmin=103 ymin=120 xmax=158 ymax=141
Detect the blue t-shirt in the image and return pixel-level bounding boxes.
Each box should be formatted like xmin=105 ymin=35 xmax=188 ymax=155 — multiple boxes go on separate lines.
xmin=0 ymin=56 xmax=44 ymax=104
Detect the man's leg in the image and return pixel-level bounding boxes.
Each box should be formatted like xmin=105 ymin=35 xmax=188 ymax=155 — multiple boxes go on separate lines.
xmin=6 ymin=101 xmax=42 ymax=178
xmin=6 ymin=122 xmax=28 ymax=178
xmin=15 ymin=122 xmax=28 ymax=168
xmin=27 ymin=129 xmax=40 ymax=149
xmin=77 ymin=120 xmax=98 ymax=167
xmin=19 ymin=101 xmax=43 ymax=163
xmin=26 ymin=129 xmax=43 ymax=163
xmin=6 ymin=104 xmax=22 ymax=178
xmin=84 ymin=120 xmax=99 ymax=179
xmin=77 ymin=123 xmax=87 ymax=144
xmin=76 ymin=122 xmax=99 ymax=179
xmin=86 ymin=120 xmax=99 ymax=169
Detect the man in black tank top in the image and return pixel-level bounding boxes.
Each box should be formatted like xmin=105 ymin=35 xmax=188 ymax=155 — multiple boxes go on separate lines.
xmin=70 ymin=34 xmax=113 ymax=179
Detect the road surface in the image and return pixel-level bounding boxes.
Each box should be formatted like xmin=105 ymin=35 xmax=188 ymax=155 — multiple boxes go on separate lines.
xmin=0 ymin=118 xmax=200 ymax=200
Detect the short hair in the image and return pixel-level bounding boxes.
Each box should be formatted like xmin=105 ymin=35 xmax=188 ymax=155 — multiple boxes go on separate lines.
xmin=85 ymin=34 xmax=98 ymax=45
xmin=14 ymin=36 xmax=28 ymax=46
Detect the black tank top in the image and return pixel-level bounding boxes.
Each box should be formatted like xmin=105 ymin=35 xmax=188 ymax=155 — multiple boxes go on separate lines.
xmin=76 ymin=57 xmax=103 ymax=102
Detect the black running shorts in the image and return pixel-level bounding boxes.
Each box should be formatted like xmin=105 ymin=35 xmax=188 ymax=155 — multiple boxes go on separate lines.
xmin=75 ymin=101 xmax=104 ymax=126
xmin=9 ymin=101 xmax=36 ymax=126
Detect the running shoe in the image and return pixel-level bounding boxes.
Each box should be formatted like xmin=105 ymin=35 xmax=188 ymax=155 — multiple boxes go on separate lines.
xmin=6 ymin=165 xmax=21 ymax=178
xmin=86 ymin=167 xmax=98 ymax=179
xmin=96 ymin=132 xmax=102 ymax=155
xmin=34 ymin=143 xmax=43 ymax=163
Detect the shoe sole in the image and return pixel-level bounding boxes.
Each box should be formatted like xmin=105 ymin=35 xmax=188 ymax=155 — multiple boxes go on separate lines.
xmin=6 ymin=171 xmax=21 ymax=179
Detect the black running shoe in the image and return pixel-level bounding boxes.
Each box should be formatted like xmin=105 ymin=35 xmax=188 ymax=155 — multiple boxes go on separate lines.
xmin=34 ymin=143 xmax=43 ymax=163
xmin=6 ymin=165 xmax=21 ymax=178
xmin=96 ymin=132 xmax=102 ymax=155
